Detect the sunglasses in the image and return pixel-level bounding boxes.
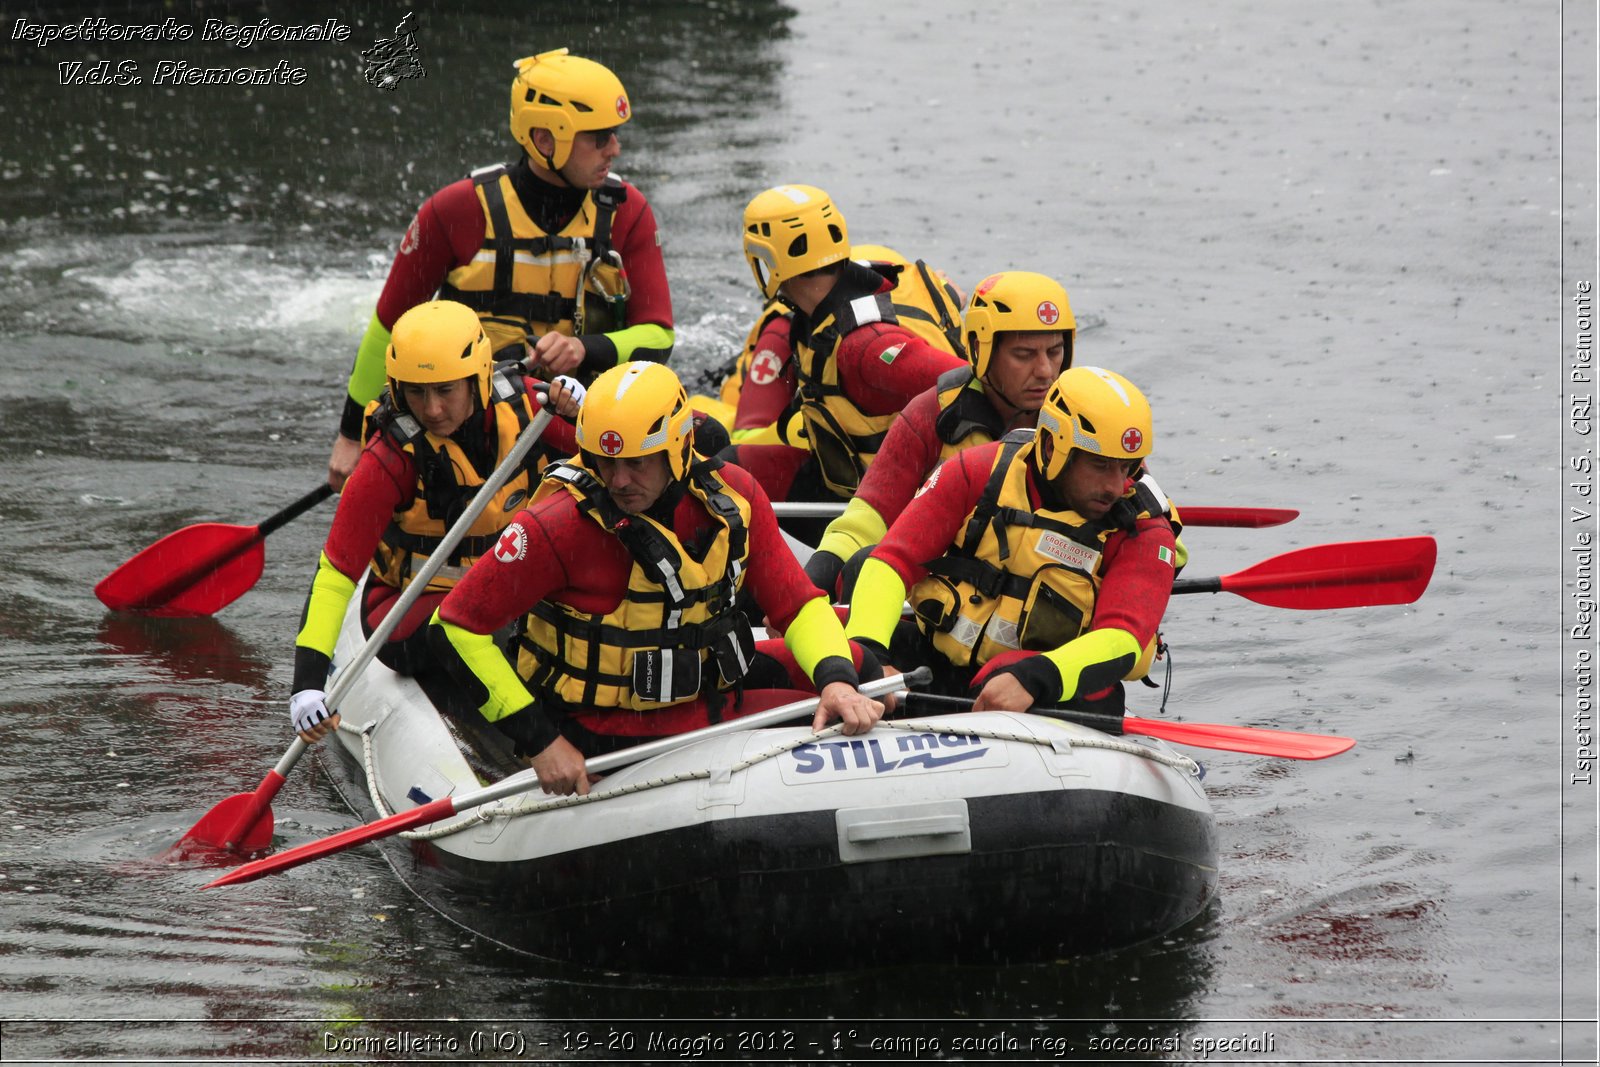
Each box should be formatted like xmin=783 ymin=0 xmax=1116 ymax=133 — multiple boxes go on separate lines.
xmin=583 ymin=127 xmax=621 ymax=147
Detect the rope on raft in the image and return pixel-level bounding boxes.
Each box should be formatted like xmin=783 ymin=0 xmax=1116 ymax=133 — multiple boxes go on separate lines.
xmin=339 ymin=714 xmax=1201 ymax=844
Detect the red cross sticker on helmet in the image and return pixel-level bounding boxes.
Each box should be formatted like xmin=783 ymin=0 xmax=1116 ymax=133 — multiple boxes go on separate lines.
xmin=1036 ymin=300 xmax=1060 ymax=325
xmin=615 ymin=96 xmax=630 ymax=119
xmin=599 ymin=429 xmax=625 ymax=456
xmin=1121 ymin=427 xmax=1144 ymax=453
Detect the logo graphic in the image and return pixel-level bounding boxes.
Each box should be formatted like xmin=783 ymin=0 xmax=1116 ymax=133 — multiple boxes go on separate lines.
xmin=494 ymin=524 xmax=527 ymax=563
xmin=362 ymin=12 xmax=425 ymax=91
xmin=599 ymin=429 xmax=625 ymax=456
xmin=748 ymin=349 xmax=784 ymax=386
xmin=398 ymin=217 xmax=421 ymax=255
xmin=503 ymin=489 xmax=527 ymax=512
xmin=913 ymin=466 xmax=940 ymax=498
xmin=615 ymin=95 xmax=630 ymax=119
xmin=1036 ymin=300 xmax=1060 ymax=325
xmin=1121 ymin=427 xmax=1144 ymax=453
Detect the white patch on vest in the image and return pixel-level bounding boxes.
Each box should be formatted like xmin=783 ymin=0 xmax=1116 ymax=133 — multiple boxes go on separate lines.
xmin=1139 ymin=472 xmax=1170 ymax=514
xmin=493 ymin=523 xmax=528 ymax=564
xmin=1036 ymin=531 xmax=1100 ymax=573
xmin=950 ymin=614 xmax=983 ymax=650
xmin=849 ymin=295 xmax=885 ymax=326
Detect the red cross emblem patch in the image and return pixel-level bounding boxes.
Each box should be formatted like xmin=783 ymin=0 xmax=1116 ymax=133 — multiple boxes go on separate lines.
xmin=1121 ymin=427 xmax=1144 ymax=453
xmin=615 ymin=96 xmax=630 ymax=119
xmin=599 ymin=429 xmax=625 ymax=456
xmin=749 ymin=349 xmax=783 ymax=386
xmin=1036 ymin=300 xmax=1060 ymax=325
xmin=494 ymin=524 xmax=527 ymax=563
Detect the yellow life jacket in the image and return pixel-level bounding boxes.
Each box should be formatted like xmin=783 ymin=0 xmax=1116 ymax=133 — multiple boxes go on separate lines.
xmin=365 ymin=366 xmax=539 ymax=592
xmin=793 ymin=259 xmax=967 ymax=496
xmin=516 ymin=459 xmax=756 ymax=711
xmin=908 ymin=430 xmax=1179 ymax=672
xmin=436 ymin=163 xmax=628 ymax=358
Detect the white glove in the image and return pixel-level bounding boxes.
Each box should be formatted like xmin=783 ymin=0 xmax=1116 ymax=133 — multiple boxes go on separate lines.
xmin=290 ymin=689 xmax=333 ymax=734
xmin=552 ymin=374 xmax=586 ymax=403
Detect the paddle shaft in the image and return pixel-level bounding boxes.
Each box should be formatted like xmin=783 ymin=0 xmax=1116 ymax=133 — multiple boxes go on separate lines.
xmin=900 ymin=692 xmax=1354 ymax=760
xmin=204 ymin=668 xmax=928 ymax=887
xmin=772 ymin=501 xmax=1297 ymax=527
xmin=207 ymin=407 xmax=555 ymax=849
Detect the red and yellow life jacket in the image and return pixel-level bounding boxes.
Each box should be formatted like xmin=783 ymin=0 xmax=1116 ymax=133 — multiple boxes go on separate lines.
xmin=437 ymin=163 xmax=627 ymax=358
xmin=515 ymin=458 xmax=756 ymax=712
xmin=365 ymin=367 xmax=540 ymax=592
xmin=909 ymin=431 xmax=1179 ymax=673
xmin=792 ymin=258 xmax=965 ymax=495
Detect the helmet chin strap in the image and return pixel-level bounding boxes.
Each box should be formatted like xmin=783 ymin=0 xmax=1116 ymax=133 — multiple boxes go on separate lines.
xmin=981 ymin=369 xmax=1030 ymax=423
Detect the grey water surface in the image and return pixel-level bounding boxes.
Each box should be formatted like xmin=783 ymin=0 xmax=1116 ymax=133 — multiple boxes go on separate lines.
xmin=0 ymin=1 xmax=1592 ymax=1063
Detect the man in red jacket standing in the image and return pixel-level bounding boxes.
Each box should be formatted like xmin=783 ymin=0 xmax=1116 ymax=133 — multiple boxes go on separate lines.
xmin=327 ymin=48 xmax=674 ymax=488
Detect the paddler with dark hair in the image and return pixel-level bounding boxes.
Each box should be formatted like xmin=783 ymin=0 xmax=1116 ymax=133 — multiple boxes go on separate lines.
xmin=844 ymin=366 xmax=1180 ymax=716
xmin=326 ymin=47 xmax=674 ymax=489
xmin=431 ymin=361 xmax=887 ymax=797
xmin=719 ymin=185 xmax=969 ymax=522
xmin=804 ymin=270 xmax=1075 ymax=597
xmin=290 ymin=300 xmax=583 ymax=744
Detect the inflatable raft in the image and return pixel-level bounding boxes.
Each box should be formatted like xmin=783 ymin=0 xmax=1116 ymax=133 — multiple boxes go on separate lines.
xmin=320 ymin=598 xmax=1217 ymax=976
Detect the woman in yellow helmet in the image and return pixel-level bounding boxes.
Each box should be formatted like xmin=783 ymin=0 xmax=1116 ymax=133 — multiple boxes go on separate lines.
xmin=431 ymin=361 xmax=887 ymax=797
xmin=844 ymin=366 xmax=1182 ymax=716
xmin=290 ymin=300 xmax=581 ymax=743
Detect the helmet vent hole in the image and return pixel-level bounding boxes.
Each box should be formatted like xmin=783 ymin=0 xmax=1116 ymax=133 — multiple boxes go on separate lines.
xmin=828 ymin=224 xmax=844 ymax=243
xmin=648 ymin=415 xmax=665 ymax=435
xmin=524 ymin=89 xmax=537 ymax=103
xmin=787 ymin=234 xmax=808 ymax=258
xmin=761 ymin=222 xmax=771 ymax=236
xmin=459 ymin=342 xmax=473 ymax=361
xmin=992 ymin=299 xmax=1012 ymax=314
xmin=1078 ymin=415 xmax=1097 ymax=434
xmin=572 ymin=100 xmax=593 ymax=113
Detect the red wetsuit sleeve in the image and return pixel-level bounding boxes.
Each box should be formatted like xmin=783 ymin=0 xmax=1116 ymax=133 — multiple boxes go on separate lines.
xmin=855 ymin=385 xmax=943 ymax=523
xmin=321 ymin=435 xmax=415 ymax=578
xmin=613 ymin=183 xmax=673 ymax=330
xmin=1091 ymin=517 xmax=1178 ymax=647
xmin=868 ymin=443 xmax=1000 ymax=587
xmin=373 ymin=178 xmax=483 ymax=329
xmin=733 ymin=315 xmax=796 ymax=430
xmin=835 ymin=322 xmax=969 ymax=417
xmin=718 ymin=463 xmax=821 ymax=631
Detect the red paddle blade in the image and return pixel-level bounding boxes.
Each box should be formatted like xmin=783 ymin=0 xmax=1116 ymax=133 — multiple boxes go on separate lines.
xmin=95 ymin=523 xmax=265 ymax=616
xmin=204 ymin=796 xmax=459 ymax=889
xmin=179 ymin=790 xmax=277 ymax=853
xmin=1179 ymin=506 xmax=1299 ymax=529
xmin=1221 ymin=535 xmax=1436 ymax=610
xmin=1124 ymin=715 xmax=1354 ymax=760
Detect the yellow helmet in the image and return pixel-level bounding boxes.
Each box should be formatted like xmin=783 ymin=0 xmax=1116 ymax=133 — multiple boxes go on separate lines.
xmin=963 ymin=271 xmax=1075 ymax=379
xmin=1033 ymin=366 xmax=1153 ymax=481
xmin=576 ymin=362 xmax=695 ymax=479
xmin=742 ymin=184 xmax=850 ymax=299
xmin=386 ymin=300 xmax=494 ymax=411
xmin=510 ymin=49 xmax=631 ymax=171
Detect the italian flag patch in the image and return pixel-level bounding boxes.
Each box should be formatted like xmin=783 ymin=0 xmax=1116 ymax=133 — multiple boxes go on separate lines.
xmin=1156 ymin=546 xmax=1174 ymax=567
